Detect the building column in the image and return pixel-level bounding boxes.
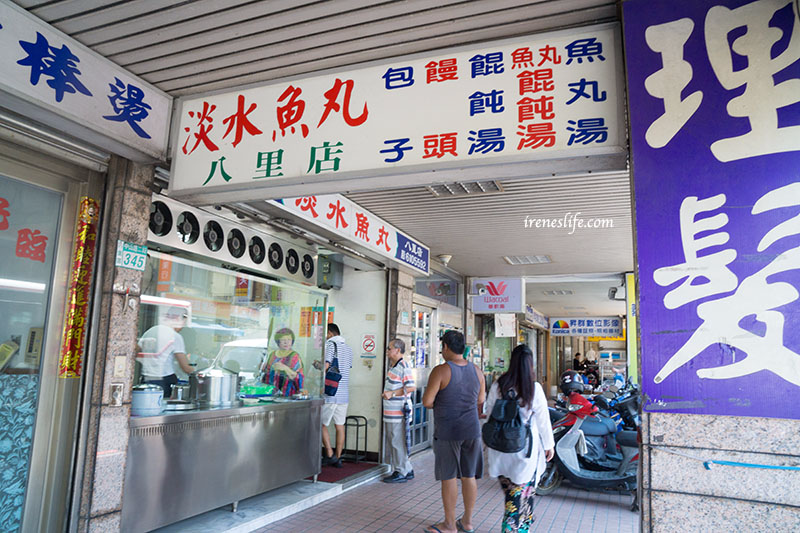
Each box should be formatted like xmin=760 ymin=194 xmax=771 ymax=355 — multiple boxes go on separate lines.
xmin=76 ymin=156 xmax=153 ymax=532
xmin=641 ymin=413 xmax=800 ymax=531
xmin=387 ymin=268 xmax=414 ymax=355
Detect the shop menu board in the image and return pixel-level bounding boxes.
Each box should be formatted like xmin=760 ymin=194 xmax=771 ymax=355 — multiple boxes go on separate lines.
xmin=170 ymin=23 xmax=624 ymax=201
xmin=625 ymin=0 xmax=800 ymax=419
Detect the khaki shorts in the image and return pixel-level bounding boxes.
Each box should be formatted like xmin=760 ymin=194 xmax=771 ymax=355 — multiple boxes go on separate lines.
xmin=322 ymin=403 xmax=348 ymax=426
xmin=433 ymin=437 xmax=484 ymax=481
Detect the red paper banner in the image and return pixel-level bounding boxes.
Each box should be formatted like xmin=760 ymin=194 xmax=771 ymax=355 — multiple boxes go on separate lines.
xmin=59 ymin=197 xmax=100 ymax=378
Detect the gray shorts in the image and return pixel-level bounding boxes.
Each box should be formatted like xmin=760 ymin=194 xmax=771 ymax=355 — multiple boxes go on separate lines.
xmin=432 ymin=437 xmax=483 ymax=481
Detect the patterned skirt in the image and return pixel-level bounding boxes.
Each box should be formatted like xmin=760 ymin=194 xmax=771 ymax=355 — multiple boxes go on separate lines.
xmin=499 ymin=476 xmax=536 ymax=533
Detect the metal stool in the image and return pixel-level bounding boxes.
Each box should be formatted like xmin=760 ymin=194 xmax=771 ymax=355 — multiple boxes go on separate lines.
xmin=343 ymin=415 xmax=367 ymax=463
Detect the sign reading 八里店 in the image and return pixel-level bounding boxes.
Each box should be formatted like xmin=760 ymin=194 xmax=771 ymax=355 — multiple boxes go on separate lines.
xmin=273 ymin=194 xmax=430 ymax=275
xmin=0 ymin=2 xmax=171 ymax=160
xmin=170 ymin=24 xmax=624 ymax=203
xmin=470 ymin=278 xmax=525 ymax=314
xmin=625 ymin=0 xmax=800 ymax=419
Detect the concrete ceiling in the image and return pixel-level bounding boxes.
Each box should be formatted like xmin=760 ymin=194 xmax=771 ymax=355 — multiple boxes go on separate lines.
xmin=13 ymin=0 xmax=631 ymax=317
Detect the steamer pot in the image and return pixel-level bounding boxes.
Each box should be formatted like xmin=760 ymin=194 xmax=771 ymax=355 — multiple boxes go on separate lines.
xmin=189 ymin=365 xmax=240 ymax=407
xmin=132 ymin=384 xmax=164 ymax=416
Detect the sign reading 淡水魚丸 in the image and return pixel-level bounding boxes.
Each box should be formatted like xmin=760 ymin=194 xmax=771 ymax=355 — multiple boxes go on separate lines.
xmin=170 ymin=24 xmax=624 ymax=202
xmin=0 ymin=2 xmax=171 ymax=160
xmin=273 ymin=194 xmax=430 ymax=275
xmin=624 ymin=0 xmax=800 ymax=419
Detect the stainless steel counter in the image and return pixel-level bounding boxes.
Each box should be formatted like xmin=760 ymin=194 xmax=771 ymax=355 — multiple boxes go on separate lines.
xmin=121 ymin=398 xmax=323 ymax=533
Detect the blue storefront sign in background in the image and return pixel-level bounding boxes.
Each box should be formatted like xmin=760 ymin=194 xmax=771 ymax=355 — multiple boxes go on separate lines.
xmin=625 ymin=0 xmax=800 ymax=418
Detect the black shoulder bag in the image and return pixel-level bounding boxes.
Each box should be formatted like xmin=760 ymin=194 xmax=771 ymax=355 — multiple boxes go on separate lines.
xmin=324 ymin=342 xmax=342 ymax=396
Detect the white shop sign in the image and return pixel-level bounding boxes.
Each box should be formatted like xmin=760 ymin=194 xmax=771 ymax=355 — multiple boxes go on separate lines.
xmin=0 ymin=2 xmax=171 ymax=160
xmin=471 ymin=278 xmax=525 ymax=314
xmin=170 ymin=23 xmax=624 ymax=202
xmin=273 ymin=194 xmax=430 ymax=275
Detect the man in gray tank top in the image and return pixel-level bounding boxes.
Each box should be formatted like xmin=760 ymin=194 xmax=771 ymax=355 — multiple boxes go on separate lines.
xmin=422 ymin=330 xmax=486 ymax=533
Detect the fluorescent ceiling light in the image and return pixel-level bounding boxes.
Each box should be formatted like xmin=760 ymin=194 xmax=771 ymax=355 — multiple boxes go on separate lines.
xmin=0 ymin=278 xmax=46 ymax=293
xmin=140 ymin=294 xmax=192 ymax=309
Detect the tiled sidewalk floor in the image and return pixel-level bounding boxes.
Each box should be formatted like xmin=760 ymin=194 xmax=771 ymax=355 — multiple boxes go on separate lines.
xmin=255 ymin=450 xmax=638 ymax=533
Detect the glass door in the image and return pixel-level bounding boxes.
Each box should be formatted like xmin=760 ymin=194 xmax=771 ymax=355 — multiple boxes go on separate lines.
xmin=0 ymin=175 xmax=69 ymax=533
xmin=408 ymin=304 xmax=434 ymax=453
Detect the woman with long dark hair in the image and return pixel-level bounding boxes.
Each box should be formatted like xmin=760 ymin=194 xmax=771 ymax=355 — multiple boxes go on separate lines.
xmin=485 ymin=344 xmax=554 ymax=533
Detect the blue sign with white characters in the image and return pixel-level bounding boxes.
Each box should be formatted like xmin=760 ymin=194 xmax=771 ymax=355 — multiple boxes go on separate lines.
xmin=396 ymin=232 xmax=430 ymax=274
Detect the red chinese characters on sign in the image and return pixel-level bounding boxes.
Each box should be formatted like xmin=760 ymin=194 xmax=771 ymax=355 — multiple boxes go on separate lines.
xmin=0 ymin=197 xmax=9 ymax=230
xmin=517 ymin=123 xmax=556 ymax=150
xmin=355 ymin=212 xmax=369 ymax=242
xmin=59 ymin=197 xmax=100 ymax=378
xmin=538 ymin=45 xmax=562 ymax=66
xmin=327 ymin=199 xmax=349 ymax=229
xmin=16 ymin=229 xmax=48 ymax=262
xmin=377 ymin=226 xmax=391 ymax=252
xmin=275 ymin=85 xmax=309 ymax=140
xmin=423 ymin=133 xmax=458 ymax=158
xmin=518 ymin=69 xmax=554 ymax=94
xmin=182 ymin=102 xmax=219 ymax=155
xmin=426 ymin=58 xmax=458 ymax=83
xmin=295 ymin=196 xmax=319 ymax=218
xmin=511 ymin=47 xmax=535 ymax=69
xmin=222 ymin=94 xmax=263 ymax=148
xmin=516 ymin=44 xmax=559 ymax=151
xmin=317 ymin=78 xmax=368 ymax=128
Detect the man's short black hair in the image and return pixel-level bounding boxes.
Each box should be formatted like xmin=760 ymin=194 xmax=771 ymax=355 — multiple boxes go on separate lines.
xmin=328 ymin=323 xmax=340 ymax=336
xmin=441 ymin=330 xmax=465 ymax=355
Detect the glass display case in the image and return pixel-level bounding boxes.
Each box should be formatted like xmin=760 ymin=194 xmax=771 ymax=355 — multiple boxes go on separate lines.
xmin=136 ymin=250 xmax=328 ymax=398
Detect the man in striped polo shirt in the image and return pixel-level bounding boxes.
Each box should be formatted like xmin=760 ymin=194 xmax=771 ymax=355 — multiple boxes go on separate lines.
xmin=322 ymin=323 xmax=353 ymax=468
xmin=381 ymin=338 xmax=416 ymax=483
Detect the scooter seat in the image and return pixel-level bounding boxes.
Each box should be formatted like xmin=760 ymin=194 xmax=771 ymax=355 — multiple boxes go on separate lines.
xmin=581 ymin=415 xmax=617 ymax=436
xmin=616 ymin=430 xmax=638 ymax=448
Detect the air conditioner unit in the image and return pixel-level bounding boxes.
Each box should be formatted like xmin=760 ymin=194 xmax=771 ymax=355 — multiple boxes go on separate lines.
xmin=147 ymin=194 xmax=317 ymax=285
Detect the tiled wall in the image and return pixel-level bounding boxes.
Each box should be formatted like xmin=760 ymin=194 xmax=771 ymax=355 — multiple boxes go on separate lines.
xmin=641 ymin=412 xmax=800 ymax=532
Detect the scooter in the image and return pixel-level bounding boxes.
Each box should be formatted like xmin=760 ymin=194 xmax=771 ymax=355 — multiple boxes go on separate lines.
xmin=538 ymin=393 xmax=639 ymax=511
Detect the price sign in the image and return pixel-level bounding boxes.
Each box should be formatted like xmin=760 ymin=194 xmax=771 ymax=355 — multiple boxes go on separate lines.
xmin=115 ymin=240 xmax=147 ymax=271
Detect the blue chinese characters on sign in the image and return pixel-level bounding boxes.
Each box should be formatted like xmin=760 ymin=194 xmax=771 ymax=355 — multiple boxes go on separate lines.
xmin=625 ymin=0 xmax=800 ymax=419
xmin=17 ymin=32 xmax=92 ymax=103
xmin=103 ymin=77 xmax=152 ymax=139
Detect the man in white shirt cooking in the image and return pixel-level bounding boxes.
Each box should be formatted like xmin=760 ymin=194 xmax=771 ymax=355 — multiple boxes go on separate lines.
xmin=136 ymin=306 xmax=194 ymax=398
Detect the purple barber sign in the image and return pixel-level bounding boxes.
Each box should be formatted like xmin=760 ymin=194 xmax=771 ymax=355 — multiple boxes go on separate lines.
xmin=624 ymin=0 xmax=800 ymax=419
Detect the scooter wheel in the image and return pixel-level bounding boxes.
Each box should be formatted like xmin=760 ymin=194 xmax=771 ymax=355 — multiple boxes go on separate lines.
xmin=536 ymin=462 xmax=562 ymax=495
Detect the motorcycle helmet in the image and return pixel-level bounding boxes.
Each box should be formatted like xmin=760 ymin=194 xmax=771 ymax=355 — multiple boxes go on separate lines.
xmin=560 ymin=370 xmax=585 ymax=395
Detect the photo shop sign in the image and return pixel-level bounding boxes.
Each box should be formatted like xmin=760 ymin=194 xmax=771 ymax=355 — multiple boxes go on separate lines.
xmin=625 ymin=0 xmax=800 ymax=419
xmin=169 ymin=23 xmax=625 ymax=203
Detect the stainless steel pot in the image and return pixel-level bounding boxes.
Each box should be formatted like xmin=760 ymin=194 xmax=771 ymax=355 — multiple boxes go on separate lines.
xmin=169 ymin=383 xmax=190 ymax=401
xmin=189 ymin=365 xmax=240 ymax=407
